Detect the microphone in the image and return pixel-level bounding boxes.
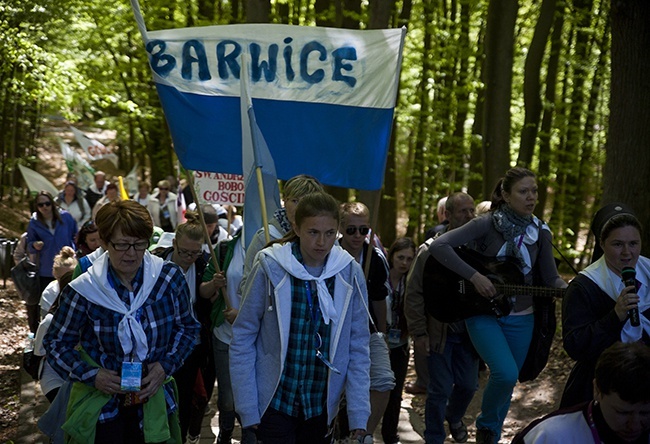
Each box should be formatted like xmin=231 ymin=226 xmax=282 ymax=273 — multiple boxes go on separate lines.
xmin=621 ymin=266 xmax=640 ymax=327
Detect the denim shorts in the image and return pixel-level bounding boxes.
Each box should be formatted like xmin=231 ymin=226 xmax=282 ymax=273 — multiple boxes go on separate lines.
xmin=369 ymin=332 xmax=396 ymax=392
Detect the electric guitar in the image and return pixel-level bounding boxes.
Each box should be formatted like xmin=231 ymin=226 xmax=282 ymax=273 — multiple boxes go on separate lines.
xmin=422 ymin=246 xmax=565 ymax=323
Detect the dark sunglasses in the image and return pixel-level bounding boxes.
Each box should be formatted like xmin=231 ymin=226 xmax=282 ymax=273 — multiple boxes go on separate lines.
xmin=159 ymin=187 xmax=169 ymax=191
xmin=345 ymin=226 xmax=370 ymax=236
xmin=37 ymin=201 xmax=52 ymax=208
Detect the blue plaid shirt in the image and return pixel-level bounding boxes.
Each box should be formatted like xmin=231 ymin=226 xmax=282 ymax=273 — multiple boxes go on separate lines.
xmin=44 ymin=261 xmax=200 ymax=422
xmin=268 ymin=242 xmax=335 ymax=419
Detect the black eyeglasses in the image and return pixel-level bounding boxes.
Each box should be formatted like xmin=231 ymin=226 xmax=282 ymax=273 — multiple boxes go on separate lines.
xmin=159 ymin=187 xmax=169 ymax=191
xmin=37 ymin=201 xmax=52 ymax=208
xmin=109 ymin=240 xmax=149 ymax=251
xmin=345 ymin=226 xmax=370 ymax=236
xmin=177 ymin=248 xmax=203 ymax=258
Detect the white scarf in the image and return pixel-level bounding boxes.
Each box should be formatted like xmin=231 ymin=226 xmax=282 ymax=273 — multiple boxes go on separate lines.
xmin=495 ymin=216 xmax=548 ymax=275
xmin=69 ymin=251 xmax=164 ymax=361
xmin=581 ymin=255 xmax=650 ymax=342
xmin=261 ymin=243 xmax=354 ymax=324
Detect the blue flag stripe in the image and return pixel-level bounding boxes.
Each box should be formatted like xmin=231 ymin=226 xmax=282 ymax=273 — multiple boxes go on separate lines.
xmin=157 ymin=83 xmax=394 ymax=191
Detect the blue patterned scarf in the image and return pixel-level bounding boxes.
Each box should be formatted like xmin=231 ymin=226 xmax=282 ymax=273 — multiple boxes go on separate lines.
xmin=492 ymin=205 xmax=532 ymax=268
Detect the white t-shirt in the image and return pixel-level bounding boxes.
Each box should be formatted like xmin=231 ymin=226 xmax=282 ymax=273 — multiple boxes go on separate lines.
xmin=40 ymin=280 xmax=59 ymax=318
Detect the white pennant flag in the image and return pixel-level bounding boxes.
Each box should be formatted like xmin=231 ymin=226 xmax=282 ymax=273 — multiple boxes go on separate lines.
xmin=124 ymin=163 xmax=139 ymax=196
xmin=17 ymin=164 xmax=60 ymax=197
xmin=70 ymin=126 xmax=119 ymax=167
xmin=59 ymin=138 xmax=95 ymax=189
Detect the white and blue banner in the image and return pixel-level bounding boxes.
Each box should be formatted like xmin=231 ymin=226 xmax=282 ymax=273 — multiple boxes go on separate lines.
xmin=133 ymin=11 xmax=405 ymax=190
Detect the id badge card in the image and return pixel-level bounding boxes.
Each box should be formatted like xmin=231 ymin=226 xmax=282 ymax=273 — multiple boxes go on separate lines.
xmin=388 ymin=328 xmax=402 ymax=345
xmin=120 ymin=361 xmax=143 ymax=392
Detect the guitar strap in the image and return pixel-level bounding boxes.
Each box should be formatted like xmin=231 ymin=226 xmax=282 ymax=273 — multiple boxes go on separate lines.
xmin=538 ymin=218 xmax=579 ymax=276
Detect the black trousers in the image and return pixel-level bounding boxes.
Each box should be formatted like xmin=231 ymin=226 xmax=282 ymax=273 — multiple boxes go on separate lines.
xmin=94 ymin=404 xmax=167 ymax=444
xmin=256 ymin=407 xmax=331 ymax=444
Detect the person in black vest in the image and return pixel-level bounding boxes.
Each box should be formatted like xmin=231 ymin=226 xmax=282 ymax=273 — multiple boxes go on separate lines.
xmin=85 ymin=171 xmax=109 ymax=210
xmin=153 ymin=210 xmax=220 ymax=443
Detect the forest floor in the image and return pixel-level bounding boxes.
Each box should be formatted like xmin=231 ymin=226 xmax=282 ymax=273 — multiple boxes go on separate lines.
xmin=0 ymin=123 xmax=577 ymax=442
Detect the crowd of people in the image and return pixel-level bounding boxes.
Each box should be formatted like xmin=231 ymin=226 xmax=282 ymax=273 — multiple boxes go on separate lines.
xmin=13 ymin=166 xmax=650 ymax=444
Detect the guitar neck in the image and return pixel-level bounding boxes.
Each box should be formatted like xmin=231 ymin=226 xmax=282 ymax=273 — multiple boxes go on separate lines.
xmin=494 ymin=283 xmax=565 ymax=298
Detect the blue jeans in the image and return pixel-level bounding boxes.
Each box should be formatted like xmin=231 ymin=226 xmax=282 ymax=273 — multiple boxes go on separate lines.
xmin=465 ymin=314 xmax=534 ymax=441
xmin=424 ymin=331 xmax=478 ymax=444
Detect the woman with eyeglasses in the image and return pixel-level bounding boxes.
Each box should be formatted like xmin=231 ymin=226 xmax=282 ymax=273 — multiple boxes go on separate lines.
xmin=230 ymin=192 xmax=371 ymax=444
xmin=26 ymin=191 xmax=78 ymax=333
xmin=152 ymin=210 xmax=221 ymax=443
xmin=44 ymin=200 xmax=200 ymax=444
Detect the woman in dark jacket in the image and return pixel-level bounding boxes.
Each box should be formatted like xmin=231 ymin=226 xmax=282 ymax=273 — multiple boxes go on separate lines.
xmin=26 ymin=191 xmax=77 ymax=332
xmin=561 ymin=203 xmax=649 ymax=408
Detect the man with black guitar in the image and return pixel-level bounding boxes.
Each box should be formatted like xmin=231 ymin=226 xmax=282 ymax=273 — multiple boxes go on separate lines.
xmin=405 ymin=192 xmax=478 ymax=444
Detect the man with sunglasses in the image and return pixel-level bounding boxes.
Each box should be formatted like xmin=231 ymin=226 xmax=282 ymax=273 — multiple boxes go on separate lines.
xmin=404 ymin=192 xmax=478 ymax=443
xmin=338 ymin=202 xmax=395 ymax=442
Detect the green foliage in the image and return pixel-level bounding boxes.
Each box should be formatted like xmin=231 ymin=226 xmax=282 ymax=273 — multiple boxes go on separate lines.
xmin=0 ymin=0 xmax=616 ymax=256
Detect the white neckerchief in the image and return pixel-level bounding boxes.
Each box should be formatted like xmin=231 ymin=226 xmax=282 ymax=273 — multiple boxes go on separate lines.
xmin=261 ymin=242 xmax=354 ymax=324
xmin=69 ymin=251 xmax=164 ymax=361
xmin=581 ymin=255 xmax=650 ymax=342
xmin=496 ymin=216 xmax=548 ymax=275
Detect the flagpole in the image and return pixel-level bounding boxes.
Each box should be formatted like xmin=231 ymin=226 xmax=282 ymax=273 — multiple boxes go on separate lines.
xmin=185 ymin=170 xmax=221 ymax=274
xmin=362 ymin=189 xmax=382 ymax=280
xmin=256 ymin=167 xmax=271 ymax=245
xmin=184 ymin=169 xmax=231 ymax=310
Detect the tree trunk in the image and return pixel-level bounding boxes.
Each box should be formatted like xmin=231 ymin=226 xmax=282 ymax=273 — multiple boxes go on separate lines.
xmin=537 ymin=1 xmax=565 ymax=216
xmin=482 ymin=0 xmax=519 ymax=197
xmin=197 ymin=0 xmax=215 ymax=21
xmin=342 ymin=0 xmax=361 ymax=28
xmin=603 ymin=0 xmax=650 ymax=256
xmin=518 ymin=0 xmax=556 ymax=167
xmin=468 ymin=24 xmax=486 ymax=200
xmin=450 ymin=0 xmax=473 ymax=192
xmin=366 ymin=0 xmax=397 ymax=243
xmin=246 ymin=0 xmax=270 ymax=22
xmin=406 ymin=0 xmax=434 ymax=241
xmin=568 ymin=15 xmax=609 ymax=248
xmin=368 ymin=0 xmax=393 ymax=29
xmin=315 ymin=0 xmax=336 ymax=27
xmin=559 ymin=0 xmax=594 ymax=246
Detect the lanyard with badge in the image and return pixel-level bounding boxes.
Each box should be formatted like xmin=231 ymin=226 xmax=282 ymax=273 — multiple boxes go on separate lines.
xmin=108 ymin=272 xmax=145 ymax=397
